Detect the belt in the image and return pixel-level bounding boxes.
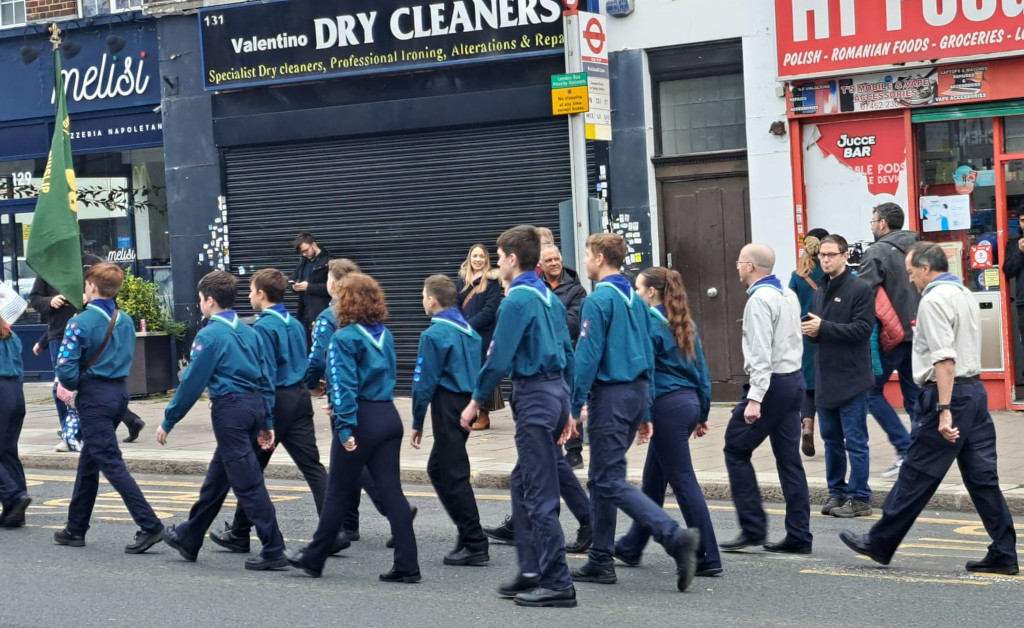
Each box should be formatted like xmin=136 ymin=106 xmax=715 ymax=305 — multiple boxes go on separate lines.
xmin=512 ymin=371 xmax=563 ymax=384
xmin=924 ymin=375 xmax=980 ymax=387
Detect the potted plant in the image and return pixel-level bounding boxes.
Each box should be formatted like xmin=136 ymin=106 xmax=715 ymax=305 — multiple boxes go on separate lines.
xmin=116 ymin=270 xmax=186 ymax=396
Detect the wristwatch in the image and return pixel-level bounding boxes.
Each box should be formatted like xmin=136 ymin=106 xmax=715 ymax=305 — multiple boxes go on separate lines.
xmin=936 ymin=404 xmax=952 ymax=412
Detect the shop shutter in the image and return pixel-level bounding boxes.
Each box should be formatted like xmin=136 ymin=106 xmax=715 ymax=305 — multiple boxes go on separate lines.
xmin=223 ymin=118 xmax=575 ymax=394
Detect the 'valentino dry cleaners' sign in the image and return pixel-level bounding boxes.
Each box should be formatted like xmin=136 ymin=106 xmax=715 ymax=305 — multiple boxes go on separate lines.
xmin=199 ymin=0 xmax=566 ymax=90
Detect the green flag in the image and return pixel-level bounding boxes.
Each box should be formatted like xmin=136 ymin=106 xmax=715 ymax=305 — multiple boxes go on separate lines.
xmin=26 ymin=47 xmax=83 ymax=311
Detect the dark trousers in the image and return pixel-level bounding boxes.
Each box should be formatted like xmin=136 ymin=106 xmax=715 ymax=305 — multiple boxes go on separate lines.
xmin=174 ymin=391 xmax=285 ymax=559
xmin=867 ymin=343 xmax=916 ymax=457
xmin=305 ymin=401 xmax=418 ymax=573
xmin=66 ymin=380 xmax=162 ymax=536
xmin=427 ymin=388 xmax=486 ymax=551
xmin=508 ymin=375 xmax=571 ymax=589
xmin=724 ymin=372 xmax=812 ymax=545
xmin=230 ymin=383 xmax=327 ymax=534
xmin=556 ymin=448 xmax=591 ymax=524
xmin=587 ymin=380 xmax=684 ymax=568
xmin=48 ymin=339 xmax=69 ymax=429
xmin=618 ymin=387 xmax=721 ymax=569
xmin=342 ymin=469 xmax=388 ymax=533
xmin=868 ymin=382 xmax=1018 ymax=564
xmin=0 ymin=378 xmax=27 ymax=507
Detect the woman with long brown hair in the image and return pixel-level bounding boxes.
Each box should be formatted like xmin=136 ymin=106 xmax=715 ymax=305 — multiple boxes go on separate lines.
xmin=613 ymin=267 xmax=721 ymax=576
xmin=287 ymin=273 xmax=419 ymax=581
xmin=788 ymin=228 xmax=828 ymax=457
xmin=0 ymin=314 xmax=30 ymax=527
xmin=456 ymin=243 xmax=504 ymax=429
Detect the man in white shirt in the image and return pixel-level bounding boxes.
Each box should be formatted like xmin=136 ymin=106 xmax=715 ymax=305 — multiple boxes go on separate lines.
xmin=840 ymin=242 xmax=1018 ymax=574
xmin=720 ymin=243 xmax=812 ymax=555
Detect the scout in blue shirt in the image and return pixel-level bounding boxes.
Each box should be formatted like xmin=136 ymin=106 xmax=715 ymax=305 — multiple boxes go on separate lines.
xmin=305 ymin=258 xmax=360 ymax=391
xmin=613 ymin=266 xmax=722 ymax=576
xmin=568 ymin=234 xmax=699 ymax=593
xmin=287 ymin=272 xmax=419 ymax=582
xmin=409 ymin=275 xmax=488 ymax=566
xmin=51 ymin=263 xmax=164 ymax=554
xmin=0 ymin=316 xmax=30 ymax=528
xmin=458 ymin=226 xmax=576 ymax=608
xmin=157 ymin=270 xmax=288 ymax=571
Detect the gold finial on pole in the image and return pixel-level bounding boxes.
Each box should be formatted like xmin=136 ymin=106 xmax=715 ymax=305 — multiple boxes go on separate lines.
xmin=48 ymin=23 xmax=62 ymax=50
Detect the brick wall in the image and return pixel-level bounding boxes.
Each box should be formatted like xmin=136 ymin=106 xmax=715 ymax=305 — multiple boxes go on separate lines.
xmin=26 ymin=0 xmax=78 ymax=21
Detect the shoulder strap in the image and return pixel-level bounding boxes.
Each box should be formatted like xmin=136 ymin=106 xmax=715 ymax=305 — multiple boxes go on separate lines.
xmin=81 ymin=310 xmax=120 ymax=374
xmin=803 ymin=275 xmax=818 ymax=291
xmin=461 ymin=290 xmax=475 ymax=310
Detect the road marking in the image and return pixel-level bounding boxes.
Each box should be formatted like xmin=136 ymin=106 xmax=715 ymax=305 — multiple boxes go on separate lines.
xmin=801 ymin=568 xmax=992 ymax=586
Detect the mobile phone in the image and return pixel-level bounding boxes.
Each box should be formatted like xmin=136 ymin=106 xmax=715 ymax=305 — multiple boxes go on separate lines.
xmin=801 ymin=314 xmax=813 ymax=322
xmin=288 ymin=279 xmax=296 ymax=284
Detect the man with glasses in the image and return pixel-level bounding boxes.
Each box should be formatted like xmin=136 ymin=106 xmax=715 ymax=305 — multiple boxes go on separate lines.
xmin=801 ymin=234 xmax=875 ymax=518
xmin=290 ymin=233 xmax=333 ymax=342
xmin=719 ymin=243 xmax=812 ymax=555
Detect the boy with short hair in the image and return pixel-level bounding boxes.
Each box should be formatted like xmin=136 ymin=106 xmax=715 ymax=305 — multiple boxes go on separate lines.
xmin=570 ymin=233 xmax=699 ymax=592
xmin=410 ymin=274 xmax=488 ymax=566
xmin=53 ymin=263 xmax=164 ymax=553
xmin=157 ymin=270 xmax=288 ymax=571
xmin=460 ymin=225 xmax=578 ymax=608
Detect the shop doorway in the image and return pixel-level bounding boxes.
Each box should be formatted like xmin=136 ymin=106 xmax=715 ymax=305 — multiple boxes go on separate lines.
xmin=658 ymin=161 xmax=750 ymax=399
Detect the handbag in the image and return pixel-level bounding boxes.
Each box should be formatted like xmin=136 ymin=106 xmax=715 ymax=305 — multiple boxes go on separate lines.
xmin=0 ymin=280 xmax=27 ymax=325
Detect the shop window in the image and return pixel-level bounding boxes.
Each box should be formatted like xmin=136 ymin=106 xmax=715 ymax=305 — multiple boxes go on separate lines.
xmin=0 ymin=0 xmax=25 ymax=27
xmin=81 ymin=0 xmax=142 ymax=18
xmin=1005 ymin=116 xmax=1024 ymax=154
xmin=657 ymin=74 xmax=746 ymax=155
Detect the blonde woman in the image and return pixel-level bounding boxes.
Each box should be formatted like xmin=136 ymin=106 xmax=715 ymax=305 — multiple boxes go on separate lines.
xmin=456 ymin=244 xmax=503 ymax=430
xmin=788 ymin=228 xmax=828 ymax=457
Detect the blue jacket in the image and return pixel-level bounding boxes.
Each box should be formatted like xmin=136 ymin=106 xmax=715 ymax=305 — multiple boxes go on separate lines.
xmin=162 ymin=311 xmax=275 ymax=432
xmin=254 ymin=303 xmax=308 ymax=388
xmin=304 ymin=306 xmax=336 ymax=389
xmin=412 ymin=307 xmax=481 ymax=431
xmin=472 ymin=272 xmax=575 ymax=405
xmin=788 ymin=265 xmax=824 ymax=390
xmin=55 ymin=299 xmax=135 ymax=390
xmin=649 ymin=305 xmax=712 ymax=420
xmin=572 ymin=275 xmax=655 ymax=418
xmin=327 ymin=323 xmax=396 ymax=444
xmin=0 ymin=332 xmax=23 ymax=381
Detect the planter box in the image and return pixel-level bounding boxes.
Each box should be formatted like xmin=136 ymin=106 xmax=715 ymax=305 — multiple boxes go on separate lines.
xmin=128 ymin=332 xmax=174 ymax=397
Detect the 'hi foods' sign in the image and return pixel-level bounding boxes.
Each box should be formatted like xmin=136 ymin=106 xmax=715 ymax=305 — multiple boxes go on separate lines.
xmin=775 ymin=0 xmax=1024 ymax=79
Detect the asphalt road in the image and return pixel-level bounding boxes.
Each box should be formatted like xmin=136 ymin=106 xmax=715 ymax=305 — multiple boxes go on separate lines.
xmin=0 ymin=470 xmax=1021 ymax=628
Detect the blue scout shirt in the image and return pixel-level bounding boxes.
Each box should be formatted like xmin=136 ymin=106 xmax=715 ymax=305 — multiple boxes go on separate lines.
xmin=411 ymin=307 xmax=481 ymax=431
xmin=649 ymin=305 xmax=712 ymax=420
xmin=0 ymin=330 xmax=23 ymax=381
xmin=304 ymin=306 xmax=336 ymax=389
xmin=472 ymin=272 xmax=575 ymax=405
xmin=254 ymin=303 xmax=308 ymax=388
xmin=162 ymin=311 xmax=275 ymax=433
xmin=55 ymin=299 xmax=135 ymax=390
xmin=327 ymin=322 xmax=396 ymax=445
xmin=572 ymin=274 xmax=656 ymax=418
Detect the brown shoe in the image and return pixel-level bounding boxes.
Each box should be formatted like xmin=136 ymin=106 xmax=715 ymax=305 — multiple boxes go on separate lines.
xmin=473 ymin=412 xmax=491 ymax=430
xmin=801 ymin=418 xmax=815 ymax=457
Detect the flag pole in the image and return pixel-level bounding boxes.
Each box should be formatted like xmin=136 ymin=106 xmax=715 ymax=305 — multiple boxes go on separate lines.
xmin=48 ymin=22 xmax=61 ymax=49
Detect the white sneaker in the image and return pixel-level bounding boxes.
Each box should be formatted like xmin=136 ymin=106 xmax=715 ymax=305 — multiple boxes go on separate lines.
xmin=882 ymin=456 xmax=904 ymax=478
xmin=55 ymin=440 xmax=71 ymax=452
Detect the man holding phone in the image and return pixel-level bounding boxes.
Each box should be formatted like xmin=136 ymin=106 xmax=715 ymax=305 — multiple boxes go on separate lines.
xmin=290 ymin=233 xmax=332 ymax=343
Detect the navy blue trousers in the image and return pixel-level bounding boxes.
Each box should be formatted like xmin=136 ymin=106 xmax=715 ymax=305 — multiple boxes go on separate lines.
xmin=67 ymin=380 xmax=162 ymax=536
xmin=0 ymin=378 xmax=27 ymax=507
xmin=868 ymin=382 xmax=1017 ymax=564
xmin=509 ymin=375 xmax=572 ymax=590
xmin=724 ymin=372 xmax=812 ymax=546
xmin=305 ymin=401 xmax=418 ymax=574
xmin=587 ymin=380 xmax=684 ymax=568
xmin=617 ymin=387 xmax=721 ymax=570
xmin=175 ymin=391 xmax=285 ymax=559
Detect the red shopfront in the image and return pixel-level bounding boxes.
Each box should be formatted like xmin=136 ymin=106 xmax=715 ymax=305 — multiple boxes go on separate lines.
xmin=775 ymin=0 xmax=1024 ymax=409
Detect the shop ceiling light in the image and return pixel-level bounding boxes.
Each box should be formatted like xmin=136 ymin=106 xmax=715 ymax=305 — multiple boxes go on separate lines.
xmin=107 ymin=35 xmax=126 ymax=55
xmin=61 ymin=40 xmax=82 ymax=59
xmin=19 ymin=45 xmax=40 ymax=64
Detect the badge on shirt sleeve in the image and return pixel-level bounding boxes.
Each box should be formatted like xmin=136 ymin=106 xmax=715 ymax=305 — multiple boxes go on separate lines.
xmin=486 ymin=340 xmax=495 ymax=360
xmin=580 ymin=319 xmax=591 ymax=339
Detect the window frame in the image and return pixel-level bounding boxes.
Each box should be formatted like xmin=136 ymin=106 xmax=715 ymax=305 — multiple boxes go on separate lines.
xmin=0 ymin=0 xmax=26 ymax=29
xmin=78 ymin=0 xmax=143 ymax=19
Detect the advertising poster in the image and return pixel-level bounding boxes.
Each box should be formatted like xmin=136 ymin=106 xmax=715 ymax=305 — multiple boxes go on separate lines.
xmin=920 ymin=194 xmax=971 ymax=232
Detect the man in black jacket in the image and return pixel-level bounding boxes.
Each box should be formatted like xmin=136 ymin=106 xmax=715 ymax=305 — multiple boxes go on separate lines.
xmin=290 ymin=232 xmax=332 ymax=336
xmin=802 ymin=234 xmax=875 ymax=519
xmin=1002 ymin=213 xmax=1024 ymax=353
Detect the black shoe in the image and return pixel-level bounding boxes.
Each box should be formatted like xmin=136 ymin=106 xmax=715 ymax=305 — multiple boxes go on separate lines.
xmin=838 ymin=530 xmax=890 ymax=565
xmin=285 ymin=548 xmax=322 ymax=578
xmin=245 ymin=554 xmax=290 ymax=571
xmin=565 ymin=450 xmax=584 ymax=470
xmin=53 ymin=527 xmax=85 ymax=547
xmin=498 ymin=573 xmax=541 ymax=598
xmin=669 ymin=528 xmax=700 ymax=592
xmin=763 ymin=538 xmax=812 ymax=555
xmin=565 ymin=523 xmax=592 ymax=553
xmin=330 ymin=533 xmax=352 ymax=555
xmin=379 ymin=568 xmax=421 ymax=583
xmin=123 ymin=418 xmax=145 ymax=443
xmin=0 ymin=495 xmax=31 ymax=528
xmin=386 ymin=506 xmax=417 ymax=549
xmin=343 ymin=529 xmax=360 ymax=542
xmin=965 ymin=555 xmax=1020 ymax=575
xmin=209 ymin=523 xmax=251 ymax=553
xmin=125 ymin=528 xmax=164 ymax=554
xmin=162 ymin=525 xmax=198 ymax=562
xmin=570 ymin=561 xmax=617 ymax=584
xmin=820 ymin=496 xmax=845 ymax=516
xmin=719 ymin=533 xmax=765 ymax=552
xmin=696 ymin=566 xmax=723 ymax=577
xmin=483 ymin=515 xmax=515 ymax=544
xmin=514 ymin=585 xmax=578 ymax=608
xmin=613 ymin=549 xmax=642 ymax=567
xmin=444 ymin=546 xmax=490 ymax=566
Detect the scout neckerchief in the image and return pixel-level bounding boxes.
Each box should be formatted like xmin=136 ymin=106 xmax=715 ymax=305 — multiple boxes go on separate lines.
xmin=745 ymin=274 xmax=783 ymax=297
xmin=922 ymin=272 xmax=966 ymax=297
xmin=355 ymin=322 xmax=388 ymax=351
xmin=210 ymin=310 xmax=239 ymax=328
xmin=596 ymin=274 xmax=634 ymax=305
xmin=432 ymin=306 xmax=475 ymax=336
xmin=260 ymin=303 xmax=292 ymax=323
xmin=508 ymin=271 xmax=553 ymax=306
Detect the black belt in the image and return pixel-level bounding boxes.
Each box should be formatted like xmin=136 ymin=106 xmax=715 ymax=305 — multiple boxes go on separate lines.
xmin=924 ymin=375 xmax=980 ymax=387
xmin=513 ymin=372 xmax=563 ymax=384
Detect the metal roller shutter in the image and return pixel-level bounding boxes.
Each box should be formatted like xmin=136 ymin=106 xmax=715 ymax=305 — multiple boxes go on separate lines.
xmin=223 ymin=118 xmax=572 ymax=394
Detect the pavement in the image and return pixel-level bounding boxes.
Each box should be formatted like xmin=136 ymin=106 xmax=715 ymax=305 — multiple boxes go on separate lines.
xmin=16 ymin=382 xmax=1024 ymax=514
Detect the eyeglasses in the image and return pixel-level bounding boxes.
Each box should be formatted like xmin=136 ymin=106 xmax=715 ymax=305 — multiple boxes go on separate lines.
xmin=299 ymin=246 xmax=312 ymax=255
xmin=735 ymin=260 xmax=753 ymax=268
xmin=869 ymin=219 xmax=880 ymax=225
xmin=817 ymin=252 xmax=843 ymax=260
